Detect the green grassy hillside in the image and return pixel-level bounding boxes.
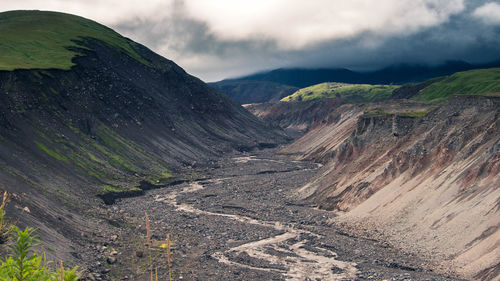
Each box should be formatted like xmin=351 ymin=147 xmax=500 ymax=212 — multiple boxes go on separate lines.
xmin=412 ymin=68 xmax=500 ymax=102
xmin=0 ymin=10 xmax=148 ymax=70
xmin=281 ymin=82 xmax=399 ymax=103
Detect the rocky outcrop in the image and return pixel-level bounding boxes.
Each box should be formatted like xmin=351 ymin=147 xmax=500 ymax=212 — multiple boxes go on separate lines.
xmin=285 ymin=95 xmax=499 ymax=280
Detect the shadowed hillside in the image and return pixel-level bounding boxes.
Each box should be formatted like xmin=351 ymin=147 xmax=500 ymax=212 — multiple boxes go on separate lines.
xmin=0 ymin=10 xmax=284 ymax=262
xmin=209 ymin=80 xmax=298 ymax=104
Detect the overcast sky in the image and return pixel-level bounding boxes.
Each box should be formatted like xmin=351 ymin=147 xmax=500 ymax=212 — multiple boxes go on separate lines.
xmin=2 ymin=0 xmax=500 ymax=81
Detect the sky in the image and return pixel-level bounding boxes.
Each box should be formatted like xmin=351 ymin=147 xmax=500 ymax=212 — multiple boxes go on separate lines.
xmin=1 ymin=0 xmax=500 ymax=81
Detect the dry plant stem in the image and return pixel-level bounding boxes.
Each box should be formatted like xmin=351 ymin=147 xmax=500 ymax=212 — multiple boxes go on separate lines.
xmin=145 ymin=212 xmax=153 ymax=281
xmin=145 ymin=212 xmax=151 ymax=248
xmin=155 ymin=266 xmax=158 ymax=281
xmin=0 ymin=191 xmax=7 ymax=240
xmin=0 ymin=191 xmax=7 ymax=210
xmin=167 ymin=234 xmax=171 ymax=265
xmin=167 ymin=234 xmax=172 ymax=281
xmin=60 ymin=260 xmax=63 ymax=281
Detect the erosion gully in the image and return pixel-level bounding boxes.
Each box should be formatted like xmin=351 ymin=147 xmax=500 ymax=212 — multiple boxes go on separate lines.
xmin=96 ymin=148 xmax=460 ymax=281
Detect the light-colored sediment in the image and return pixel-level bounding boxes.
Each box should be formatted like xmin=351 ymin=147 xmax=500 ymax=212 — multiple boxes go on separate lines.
xmin=154 ymin=181 xmax=358 ymax=281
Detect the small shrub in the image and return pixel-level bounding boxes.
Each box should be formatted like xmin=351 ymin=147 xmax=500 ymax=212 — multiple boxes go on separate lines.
xmin=0 ymin=191 xmax=11 ymax=244
xmin=0 ymin=226 xmax=80 ymax=281
xmin=0 ymin=192 xmax=79 ymax=281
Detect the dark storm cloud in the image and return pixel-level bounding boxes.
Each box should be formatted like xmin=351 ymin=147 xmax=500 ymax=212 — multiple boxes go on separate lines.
xmin=292 ymin=5 xmax=500 ymax=71
xmin=110 ymin=0 xmax=500 ymax=81
xmin=2 ymin=0 xmax=499 ymax=81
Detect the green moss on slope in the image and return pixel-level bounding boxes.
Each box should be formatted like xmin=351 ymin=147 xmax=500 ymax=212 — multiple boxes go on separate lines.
xmin=0 ymin=10 xmax=150 ymax=70
xmin=34 ymin=140 xmax=69 ymax=163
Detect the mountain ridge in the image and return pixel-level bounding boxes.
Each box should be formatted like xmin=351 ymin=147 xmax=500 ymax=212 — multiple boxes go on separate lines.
xmin=228 ymin=60 xmax=500 ymax=87
xmin=213 ymin=61 xmax=500 ymax=104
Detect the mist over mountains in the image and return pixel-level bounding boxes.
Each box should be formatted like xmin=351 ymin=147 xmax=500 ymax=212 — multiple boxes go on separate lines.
xmin=225 ymin=60 xmax=500 ymax=88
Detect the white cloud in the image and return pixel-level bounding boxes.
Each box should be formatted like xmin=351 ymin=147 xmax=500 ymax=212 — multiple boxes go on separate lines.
xmin=183 ymin=0 xmax=465 ymax=48
xmin=473 ymin=2 xmax=500 ymax=25
xmin=1 ymin=0 xmax=465 ymax=49
xmin=0 ymin=0 xmax=172 ymax=25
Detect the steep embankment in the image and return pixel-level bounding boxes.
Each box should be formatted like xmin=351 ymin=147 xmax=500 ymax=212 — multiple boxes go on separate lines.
xmin=282 ymin=96 xmax=499 ymax=280
xmin=0 ymin=10 xmax=283 ymax=261
xmin=209 ymin=80 xmax=298 ymax=104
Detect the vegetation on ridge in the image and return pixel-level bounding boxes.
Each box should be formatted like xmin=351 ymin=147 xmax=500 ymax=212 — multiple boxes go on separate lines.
xmin=412 ymin=68 xmax=500 ymax=102
xmin=0 ymin=10 xmax=149 ymax=70
xmin=281 ymin=82 xmax=399 ymax=103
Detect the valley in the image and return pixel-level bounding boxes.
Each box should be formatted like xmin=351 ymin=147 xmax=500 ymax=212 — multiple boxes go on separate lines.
xmin=0 ymin=9 xmax=498 ymax=281
xmin=91 ymin=149 xmax=460 ymax=281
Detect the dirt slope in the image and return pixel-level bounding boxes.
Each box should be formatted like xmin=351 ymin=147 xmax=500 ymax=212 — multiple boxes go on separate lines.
xmin=282 ymin=96 xmax=499 ymax=280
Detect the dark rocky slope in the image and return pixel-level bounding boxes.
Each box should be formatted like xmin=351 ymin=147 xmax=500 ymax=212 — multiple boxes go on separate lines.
xmin=0 ymin=11 xmax=284 ymax=262
xmin=279 ymin=96 xmax=499 ymax=280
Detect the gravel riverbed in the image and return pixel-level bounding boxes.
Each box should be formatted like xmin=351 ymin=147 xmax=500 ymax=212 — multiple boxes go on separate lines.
xmin=81 ymin=149 xmax=464 ymax=281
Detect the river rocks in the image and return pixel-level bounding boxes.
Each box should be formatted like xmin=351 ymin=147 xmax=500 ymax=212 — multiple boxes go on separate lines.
xmin=106 ymin=149 xmax=461 ymax=280
xmin=135 ymin=249 xmax=144 ymax=258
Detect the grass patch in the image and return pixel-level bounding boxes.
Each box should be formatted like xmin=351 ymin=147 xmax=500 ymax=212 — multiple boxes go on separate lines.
xmin=363 ymin=109 xmax=391 ymax=116
xmin=34 ymin=140 xmax=69 ymax=163
xmin=0 ymin=10 xmax=150 ymax=70
xmin=282 ymin=82 xmax=399 ymax=103
xmin=101 ymin=184 xmax=140 ymax=193
xmin=146 ymin=168 xmax=173 ymax=185
xmin=363 ymin=110 xmax=429 ymax=118
xmin=413 ymin=68 xmax=500 ymax=102
xmin=396 ymin=111 xmax=429 ymax=118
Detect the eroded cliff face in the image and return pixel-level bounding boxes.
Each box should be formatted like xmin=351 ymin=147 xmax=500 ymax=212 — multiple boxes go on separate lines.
xmin=284 ymin=96 xmax=499 ymax=280
xmin=245 ymin=98 xmax=344 ymax=138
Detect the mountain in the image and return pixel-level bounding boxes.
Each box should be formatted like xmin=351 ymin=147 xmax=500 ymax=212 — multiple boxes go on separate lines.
xmin=249 ymin=67 xmax=500 ymax=137
xmin=232 ymin=68 xmax=360 ymax=89
xmin=215 ymin=61 xmax=500 ymax=104
xmin=232 ymin=61 xmax=500 ymax=88
xmin=0 ymin=10 xmax=284 ymax=261
xmin=209 ymin=80 xmax=298 ymax=104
